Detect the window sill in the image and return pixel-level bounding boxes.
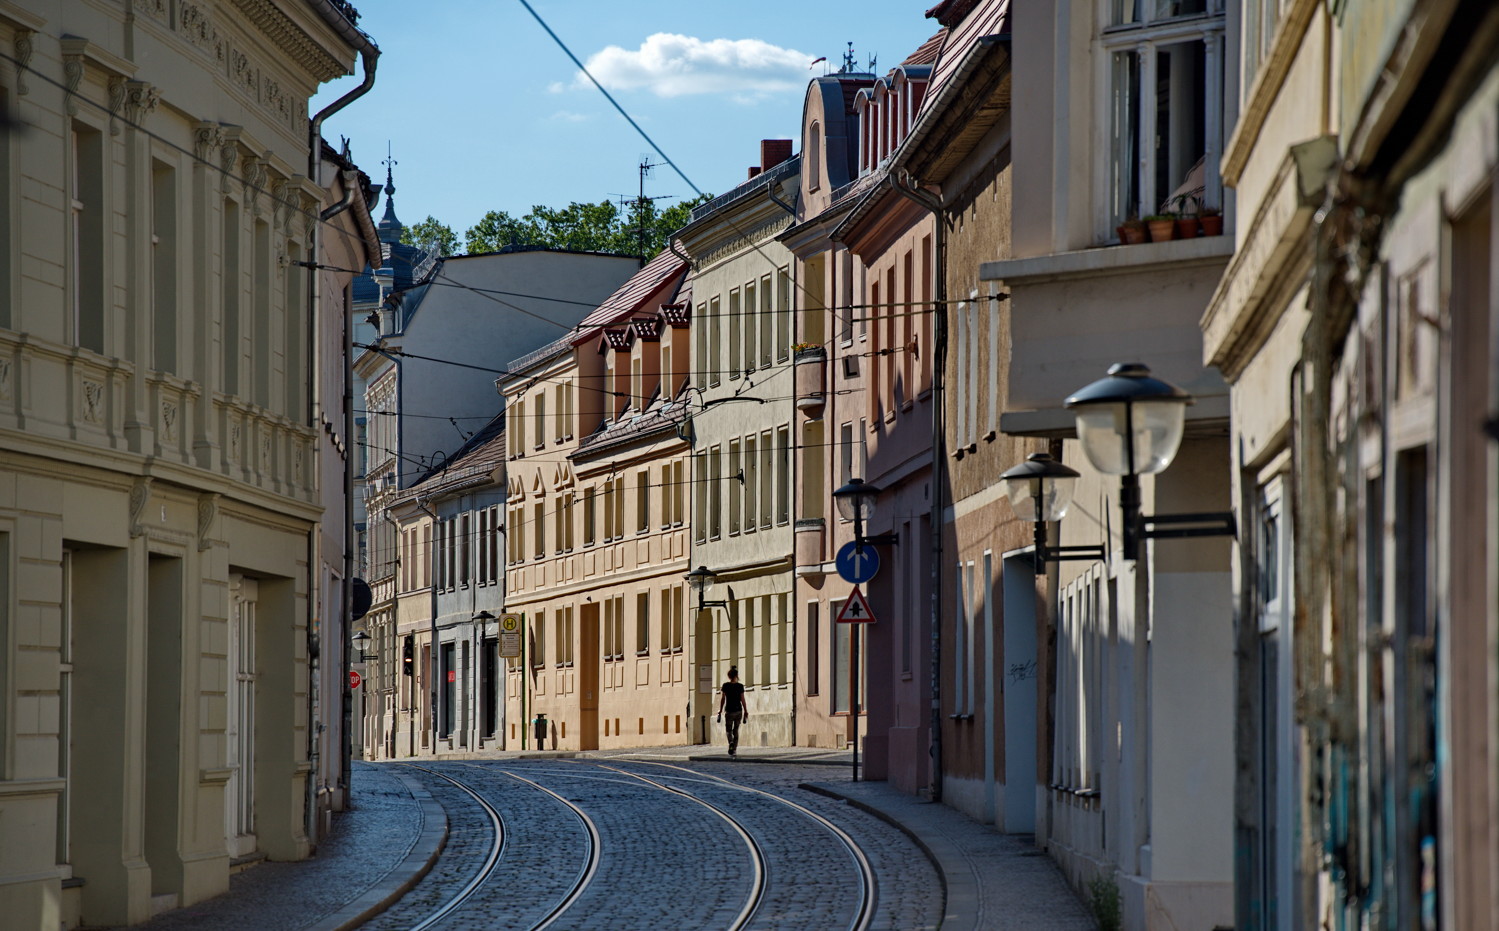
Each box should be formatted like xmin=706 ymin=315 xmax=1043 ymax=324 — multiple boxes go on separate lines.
xmin=635 ymin=650 xmax=650 ymax=658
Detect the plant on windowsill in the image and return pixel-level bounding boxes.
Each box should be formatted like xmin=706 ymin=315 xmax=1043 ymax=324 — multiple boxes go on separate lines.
xmin=1167 ymin=193 xmax=1201 ymax=239
xmin=1143 ymin=215 xmax=1176 ymax=242
xmin=1199 ymin=205 xmax=1223 ymax=236
xmin=1116 ymin=216 xmax=1147 ymax=245
xmin=792 ymin=342 xmax=824 ymax=359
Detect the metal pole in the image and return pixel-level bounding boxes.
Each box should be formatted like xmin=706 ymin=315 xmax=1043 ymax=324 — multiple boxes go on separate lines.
xmin=852 ymin=620 xmax=860 ymax=782
xmin=521 ymin=613 xmax=528 ymax=751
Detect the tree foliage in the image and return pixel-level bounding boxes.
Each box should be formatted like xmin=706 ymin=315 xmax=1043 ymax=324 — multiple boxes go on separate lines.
xmin=399 ymin=215 xmax=460 ymax=257
xmin=459 ymin=193 xmax=713 ymax=258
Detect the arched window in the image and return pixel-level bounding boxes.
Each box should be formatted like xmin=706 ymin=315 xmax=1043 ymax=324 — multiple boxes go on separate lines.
xmin=808 ymin=122 xmax=822 ymax=190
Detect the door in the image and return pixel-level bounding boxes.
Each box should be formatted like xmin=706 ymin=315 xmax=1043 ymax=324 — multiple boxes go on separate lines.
xmin=1002 ymin=554 xmax=1038 ymax=833
xmin=579 ymin=602 xmax=600 ymax=750
xmin=1253 ymin=482 xmax=1296 ymax=931
xmin=226 ymin=575 xmax=257 ymax=858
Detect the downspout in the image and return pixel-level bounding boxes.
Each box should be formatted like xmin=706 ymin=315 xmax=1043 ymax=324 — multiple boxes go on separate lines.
xmin=319 ymin=169 xmax=368 ymax=807
xmin=890 ymin=169 xmax=946 ymax=802
xmin=764 ymin=173 xmax=798 ymax=746
xmin=305 ymin=37 xmax=377 ymax=839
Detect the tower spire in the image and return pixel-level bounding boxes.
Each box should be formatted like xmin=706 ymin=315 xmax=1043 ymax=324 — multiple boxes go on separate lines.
xmin=377 ymin=141 xmax=403 ymax=244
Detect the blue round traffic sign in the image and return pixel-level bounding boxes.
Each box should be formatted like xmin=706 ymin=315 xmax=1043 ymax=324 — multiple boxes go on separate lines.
xmin=836 ymin=540 xmax=880 ymax=585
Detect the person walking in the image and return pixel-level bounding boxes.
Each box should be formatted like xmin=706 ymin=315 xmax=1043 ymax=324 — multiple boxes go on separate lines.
xmin=716 ymin=666 xmax=749 ymax=757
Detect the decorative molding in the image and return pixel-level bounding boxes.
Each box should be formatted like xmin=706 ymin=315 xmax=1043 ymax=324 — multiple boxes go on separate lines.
xmin=241 ymin=152 xmax=267 ymax=214
xmin=259 ymin=434 xmax=271 ymax=473
xmin=293 ymin=444 xmax=304 ymax=486
xmin=177 ymin=1 xmax=226 ymax=63
xmin=12 ymin=28 xmax=31 ymax=95
xmin=196 ymin=492 xmax=219 ymax=550
xmin=229 ymin=0 xmax=348 ymax=83
xmin=62 ymin=52 xmax=83 ymax=115
xmin=160 ymin=400 xmax=178 ymax=444
xmin=107 ymin=76 xmax=126 ymax=135
xmin=229 ymin=422 xmax=242 ymax=463
xmin=133 ymin=0 xmax=168 ymax=24
xmin=121 ymin=80 xmax=159 ymax=125
xmin=81 ymin=380 xmax=103 ymax=423
xmin=691 ymin=214 xmax=794 ymax=270
xmin=218 ymin=125 xmax=242 ymax=195
xmin=0 ymin=358 xmax=10 ymax=401
xmin=193 ymin=121 xmax=226 ymax=162
xmin=128 ymin=477 xmax=153 ymax=538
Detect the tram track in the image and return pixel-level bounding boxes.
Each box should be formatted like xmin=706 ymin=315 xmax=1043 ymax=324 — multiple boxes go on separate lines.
xmin=385 ymin=759 xmax=878 ymax=931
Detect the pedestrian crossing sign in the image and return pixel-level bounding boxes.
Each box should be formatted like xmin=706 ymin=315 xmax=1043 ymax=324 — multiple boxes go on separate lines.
xmin=835 ymin=585 xmax=877 ymax=624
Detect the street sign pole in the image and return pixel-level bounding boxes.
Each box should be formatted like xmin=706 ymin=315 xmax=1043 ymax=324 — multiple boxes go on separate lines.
xmin=521 ymin=613 xmax=528 ymax=751
xmin=852 ymin=622 xmax=860 ymax=782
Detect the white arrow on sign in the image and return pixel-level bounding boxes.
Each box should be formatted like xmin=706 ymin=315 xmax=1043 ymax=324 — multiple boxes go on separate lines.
xmin=835 ymin=585 xmax=877 ymax=624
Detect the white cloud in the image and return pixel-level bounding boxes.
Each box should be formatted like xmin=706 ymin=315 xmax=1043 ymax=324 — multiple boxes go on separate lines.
xmin=548 ymin=110 xmax=592 ymax=123
xmin=574 ymin=33 xmax=813 ymax=99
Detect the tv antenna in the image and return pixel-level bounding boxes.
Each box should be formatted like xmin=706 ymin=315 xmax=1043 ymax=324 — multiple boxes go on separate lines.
xmin=611 ymin=156 xmax=674 ymax=263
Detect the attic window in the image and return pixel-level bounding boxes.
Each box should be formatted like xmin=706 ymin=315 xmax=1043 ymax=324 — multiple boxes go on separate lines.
xmin=808 ymin=122 xmax=822 ymax=191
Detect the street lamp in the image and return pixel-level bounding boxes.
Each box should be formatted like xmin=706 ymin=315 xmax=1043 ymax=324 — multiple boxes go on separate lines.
xmin=685 ymin=565 xmax=730 ymax=613
xmin=473 ymin=610 xmax=495 ymax=623
xmin=351 ymin=630 xmax=372 ymax=663
xmin=1064 ymin=362 xmax=1235 ymax=560
xmin=833 ymin=478 xmax=900 ymax=550
xmin=999 ymin=453 xmax=1104 ymax=574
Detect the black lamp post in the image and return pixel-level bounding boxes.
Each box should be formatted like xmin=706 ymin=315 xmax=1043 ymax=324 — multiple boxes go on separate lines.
xmin=999 ymin=453 xmax=1105 ymax=573
xmin=1063 ymin=363 xmax=1236 ymax=561
xmin=685 ymin=565 xmax=730 ymax=613
xmin=351 ymin=630 xmax=373 ymax=663
xmin=833 ymin=477 xmax=900 ymax=550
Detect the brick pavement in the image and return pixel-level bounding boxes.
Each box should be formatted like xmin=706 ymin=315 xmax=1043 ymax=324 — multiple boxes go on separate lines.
xmin=121 ymin=749 xmax=1095 ymax=931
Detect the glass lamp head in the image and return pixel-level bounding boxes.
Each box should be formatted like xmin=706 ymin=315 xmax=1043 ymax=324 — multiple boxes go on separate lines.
xmin=833 ymin=478 xmax=880 ymax=523
xmin=1065 ymin=363 xmax=1191 ymax=476
xmin=684 ymin=565 xmax=717 ymax=597
xmin=1000 ymin=453 xmax=1080 ymax=522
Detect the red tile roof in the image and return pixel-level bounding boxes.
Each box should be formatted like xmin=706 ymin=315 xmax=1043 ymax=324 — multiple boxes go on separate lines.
xmin=919 ymin=0 xmax=1009 ymax=121
xmin=571 ymin=249 xmax=688 ymax=341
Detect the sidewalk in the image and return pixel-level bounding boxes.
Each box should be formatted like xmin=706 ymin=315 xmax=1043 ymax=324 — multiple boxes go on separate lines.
xmin=122 ymin=762 xmax=446 ymax=931
xmin=803 ymin=780 xmax=1096 ymax=931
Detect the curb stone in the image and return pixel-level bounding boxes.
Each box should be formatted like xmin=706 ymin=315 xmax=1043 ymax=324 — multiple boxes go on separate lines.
xmin=304 ymin=769 xmax=449 ymax=931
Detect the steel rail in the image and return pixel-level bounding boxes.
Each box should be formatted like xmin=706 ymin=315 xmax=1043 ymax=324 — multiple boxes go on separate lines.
xmin=596 ymin=764 xmax=767 ymax=931
xmin=502 ymin=769 xmax=602 ymax=931
xmin=619 ymin=760 xmax=878 ymax=931
xmin=400 ymin=764 xmax=506 ymax=931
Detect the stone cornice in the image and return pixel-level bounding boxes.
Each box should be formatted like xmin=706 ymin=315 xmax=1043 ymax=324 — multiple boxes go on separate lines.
xmin=682 ymin=212 xmax=795 ymax=272
xmin=0 ymin=1 xmax=45 ymax=32
xmin=230 ymin=0 xmax=349 ymax=82
xmin=1221 ymin=0 xmax=1320 ymax=187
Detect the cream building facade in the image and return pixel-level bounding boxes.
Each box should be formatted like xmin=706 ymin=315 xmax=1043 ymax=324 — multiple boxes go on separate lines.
xmin=0 ymin=0 xmax=376 ymax=926
xmin=501 ymin=251 xmax=696 ymax=751
xmin=678 ymin=142 xmax=799 ymax=751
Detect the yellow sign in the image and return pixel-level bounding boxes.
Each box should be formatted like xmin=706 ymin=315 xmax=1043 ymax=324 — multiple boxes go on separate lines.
xmin=500 ymin=613 xmax=522 ymax=633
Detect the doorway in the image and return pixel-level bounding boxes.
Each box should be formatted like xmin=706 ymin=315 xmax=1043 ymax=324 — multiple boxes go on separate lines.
xmin=226 ymin=575 xmax=258 ymax=858
xmin=579 ymin=602 xmax=600 ymax=750
xmin=1002 ymin=554 xmax=1038 ymax=833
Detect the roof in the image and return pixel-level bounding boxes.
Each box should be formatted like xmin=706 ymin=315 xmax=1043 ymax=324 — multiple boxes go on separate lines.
xmin=411 ymin=411 xmax=506 ymax=492
xmin=571 ymin=249 xmax=688 ymax=336
xmin=919 ymin=0 xmax=1010 ymax=122
xmin=903 ymin=29 xmax=947 ymax=66
xmin=688 ymin=156 xmax=802 ymax=224
xmin=571 ymin=386 xmax=691 ymax=460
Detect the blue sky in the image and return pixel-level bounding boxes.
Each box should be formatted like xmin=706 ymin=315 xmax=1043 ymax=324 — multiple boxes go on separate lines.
xmin=311 ymin=1 xmax=940 ymax=242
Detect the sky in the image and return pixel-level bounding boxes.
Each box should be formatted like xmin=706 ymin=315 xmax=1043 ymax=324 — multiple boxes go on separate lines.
xmin=310 ymin=1 xmax=941 ymax=242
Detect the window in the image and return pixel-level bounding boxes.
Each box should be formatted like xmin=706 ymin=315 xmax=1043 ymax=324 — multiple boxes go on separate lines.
xmin=760 ymin=430 xmax=774 ymax=529
xmin=584 ymin=487 xmax=597 ymax=546
xmin=636 ymin=592 xmax=650 ymax=654
xmin=672 ymin=587 xmax=685 ymax=650
xmin=693 ymin=453 xmax=708 ymax=544
xmin=760 ymin=274 xmax=774 ymax=368
xmin=806 ymin=601 xmax=820 ymax=695
xmin=152 ymin=159 xmax=178 ymax=374
xmin=840 ymin=422 xmax=855 ymax=491
xmin=728 ymin=289 xmax=742 ymax=379
xmin=709 ymin=446 xmax=723 ymax=538
xmin=695 ymin=302 xmax=708 ymax=385
xmin=1105 ymin=12 xmax=1225 ymax=229
xmin=533 ymin=503 xmax=545 ymax=559
xmin=554 ymin=496 xmax=565 ymax=555
xmin=533 ymin=611 xmax=546 ymax=668
xmin=563 ymin=494 xmax=575 ymax=552
xmin=603 ymin=478 xmax=615 ymax=541
xmin=708 ymin=296 xmax=722 ymax=386
xmin=534 ymin=394 xmax=546 ymax=449
xmin=459 ymin=513 xmax=471 ymax=586
xmin=636 ymin=469 xmax=650 ymax=533
xmin=728 ymin=439 xmax=742 ymax=535
xmin=743 ymin=434 xmax=758 ymax=534
xmin=775 ymin=425 xmax=791 ymax=524
xmin=604 ymin=598 xmax=615 ymax=658
xmin=743 ymin=280 xmax=757 ymax=376
xmin=71 ymin=124 xmax=105 ymax=354
xmin=221 ymin=198 xmax=240 ymax=393
xmin=808 ymin=122 xmax=822 ymax=190
xmin=613 ymin=476 xmax=624 ymax=541
xmin=901 ymin=251 xmax=913 ymax=407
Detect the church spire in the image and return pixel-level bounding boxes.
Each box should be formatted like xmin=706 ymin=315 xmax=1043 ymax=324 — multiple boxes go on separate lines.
xmin=377 ymin=141 xmax=403 ymax=244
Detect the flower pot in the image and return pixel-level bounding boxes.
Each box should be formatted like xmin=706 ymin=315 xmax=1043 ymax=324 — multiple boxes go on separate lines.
xmin=1147 ymin=219 xmax=1175 ymax=242
xmin=1199 ymin=215 xmax=1223 ymax=236
xmin=1174 ymin=217 xmax=1200 ymax=239
xmin=1119 ymin=223 xmax=1147 ymax=245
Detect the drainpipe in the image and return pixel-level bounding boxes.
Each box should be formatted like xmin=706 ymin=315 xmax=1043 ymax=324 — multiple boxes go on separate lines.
xmin=304 ymin=34 xmax=377 ymax=839
xmin=890 ymin=169 xmax=946 ymax=803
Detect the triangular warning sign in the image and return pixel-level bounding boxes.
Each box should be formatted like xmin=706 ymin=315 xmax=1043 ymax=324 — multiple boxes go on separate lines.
xmin=836 ymin=585 xmax=877 ymax=624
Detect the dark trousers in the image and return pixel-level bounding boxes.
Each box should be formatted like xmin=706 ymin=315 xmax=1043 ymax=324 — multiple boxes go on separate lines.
xmin=724 ymin=710 xmax=743 ymax=754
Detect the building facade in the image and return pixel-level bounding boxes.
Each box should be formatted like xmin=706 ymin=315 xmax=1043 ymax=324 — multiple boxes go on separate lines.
xmin=0 ymin=0 xmax=376 ymax=925
xmin=501 ymin=251 xmax=696 ymax=751
xmin=980 ymin=0 xmax=1238 ymax=927
xmin=678 ymin=141 xmax=800 ymax=751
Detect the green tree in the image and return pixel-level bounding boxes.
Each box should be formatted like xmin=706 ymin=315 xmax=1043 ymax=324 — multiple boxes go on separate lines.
xmin=462 ymin=194 xmax=714 ymax=259
xmin=400 ymin=215 xmax=459 ymax=256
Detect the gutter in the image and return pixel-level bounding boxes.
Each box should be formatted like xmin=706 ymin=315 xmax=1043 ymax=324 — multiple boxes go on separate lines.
xmin=889 ymin=169 xmax=947 ymax=804
xmin=302 ymin=32 xmax=378 ymax=845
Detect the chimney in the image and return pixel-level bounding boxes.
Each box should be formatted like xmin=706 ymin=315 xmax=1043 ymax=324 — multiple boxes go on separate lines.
xmin=760 ymin=139 xmax=793 ymax=172
xmin=748 ymin=166 xmax=763 ymax=179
